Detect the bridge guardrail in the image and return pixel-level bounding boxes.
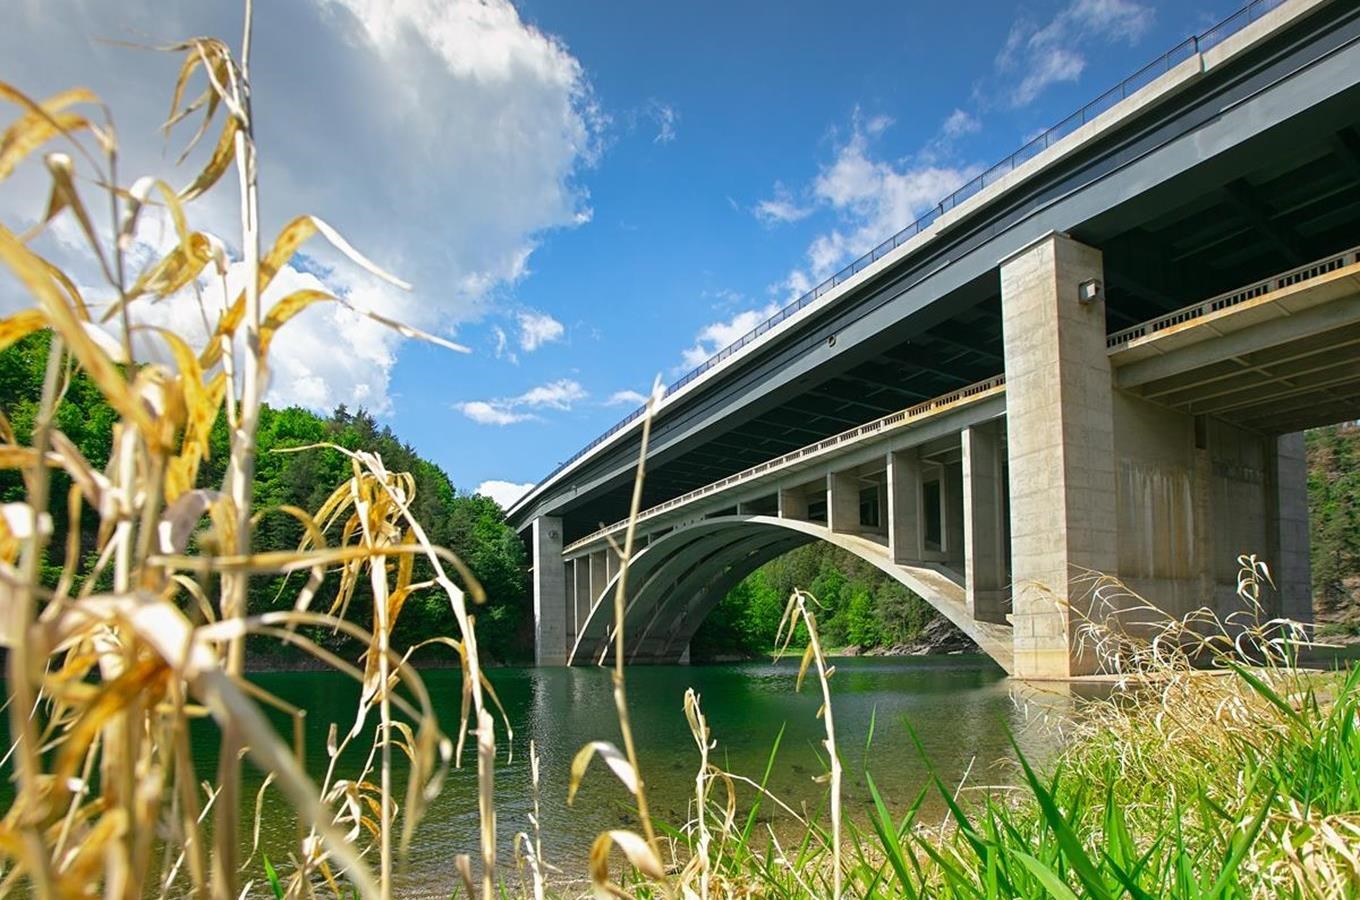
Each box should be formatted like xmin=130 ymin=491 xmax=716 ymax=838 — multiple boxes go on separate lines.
xmin=1105 ymin=244 xmax=1360 ymax=350
xmin=528 ymin=0 xmax=1294 ymax=497
xmin=563 ymin=374 xmax=1007 ymax=554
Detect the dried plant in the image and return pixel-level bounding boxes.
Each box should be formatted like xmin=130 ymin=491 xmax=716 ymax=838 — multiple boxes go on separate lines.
xmin=0 ymin=6 xmax=496 ymax=899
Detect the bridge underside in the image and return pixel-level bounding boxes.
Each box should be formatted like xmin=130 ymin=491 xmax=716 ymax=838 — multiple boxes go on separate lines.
xmin=565 ymin=517 xmax=1014 ymax=671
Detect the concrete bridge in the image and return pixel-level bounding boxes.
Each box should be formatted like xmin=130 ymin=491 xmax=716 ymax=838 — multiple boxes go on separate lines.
xmin=507 ymin=0 xmax=1360 ymax=678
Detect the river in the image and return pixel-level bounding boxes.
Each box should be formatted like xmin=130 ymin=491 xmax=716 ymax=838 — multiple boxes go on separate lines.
xmin=212 ymin=654 xmax=1067 ymax=895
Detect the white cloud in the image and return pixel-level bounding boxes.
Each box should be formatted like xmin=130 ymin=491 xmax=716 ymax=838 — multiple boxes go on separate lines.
xmin=996 ymin=0 xmax=1154 ymax=107
xmin=516 ymin=309 xmax=565 ymax=351
xmin=476 ymin=479 xmax=535 ymax=508
xmin=605 ymin=389 xmax=647 ymax=406
xmin=492 ymin=325 xmax=514 ymax=362
xmin=517 ymin=379 xmax=586 ymax=409
xmin=458 ymin=401 xmax=535 ymax=425
xmin=941 ymin=108 xmax=981 ymax=138
xmin=457 ymin=377 xmax=586 ymax=425
xmin=680 ymin=303 xmax=782 ymax=370
xmin=646 ymin=100 xmax=679 ymax=144
xmin=773 ymin=114 xmax=978 ymax=296
xmin=0 ymin=0 xmax=604 ymax=414
xmin=753 ymin=182 xmax=813 ymax=226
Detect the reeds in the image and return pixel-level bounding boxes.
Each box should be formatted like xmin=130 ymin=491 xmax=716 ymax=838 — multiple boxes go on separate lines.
xmin=0 ymin=8 xmax=483 ymax=898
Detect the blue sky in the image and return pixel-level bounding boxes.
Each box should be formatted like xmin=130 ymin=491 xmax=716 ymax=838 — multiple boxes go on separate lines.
xmin=1 ymin=0 xmax=1237 ymax=507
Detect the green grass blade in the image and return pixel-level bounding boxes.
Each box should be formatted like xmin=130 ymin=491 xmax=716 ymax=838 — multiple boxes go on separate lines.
xmin=865 ymin=770 xmax=917 ymax=894
xmin=1229 ymin=663 xmax=1305 ymax=728
xmin=1007 ymin=729 xmax=1116 ymax=900
xmin=263 ymin=854 xmax=284 ymax=900
xmin=1013 ymin=850 xmax=1080 ymax=900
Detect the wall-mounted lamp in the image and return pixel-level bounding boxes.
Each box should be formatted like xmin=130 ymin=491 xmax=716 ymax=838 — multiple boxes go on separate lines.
xmin=1078 ymin=278 xmax=1103 ymax=305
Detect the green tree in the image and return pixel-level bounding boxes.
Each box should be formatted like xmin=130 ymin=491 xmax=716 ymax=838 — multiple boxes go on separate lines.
xmin=0 ymin=331 xmax=534 ymax=665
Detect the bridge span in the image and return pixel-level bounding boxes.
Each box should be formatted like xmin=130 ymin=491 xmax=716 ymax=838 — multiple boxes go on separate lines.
xmin=508 ymin=0 xmax=1360 ymax=678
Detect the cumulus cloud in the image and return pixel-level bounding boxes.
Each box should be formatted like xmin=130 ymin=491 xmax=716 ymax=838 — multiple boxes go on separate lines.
xmin=475 ymin=479 xmax=535 ymax=508
xmin=679 ymin=303 xmax=782 ymax=370
xmin=516 ymin=309 xmax=565 ymax=351
xmin=0 ymin=0 xmax=604 ymax=413
xmin=996 ymin=0 xmax=1155 ymax=107
xmin=457 ymin=378 xmax=587 ymax=425
xmin=605 ymin=389 xmax=648 ymax=406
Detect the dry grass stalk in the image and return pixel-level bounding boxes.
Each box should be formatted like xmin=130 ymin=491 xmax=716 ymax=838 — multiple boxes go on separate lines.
xmin=0 ymin=6 xmax=499 ymax=897
xmin=774 ymin=589 xmax=842 ymax=900
xmin=567 ymin=380 xmax=672 ymax=899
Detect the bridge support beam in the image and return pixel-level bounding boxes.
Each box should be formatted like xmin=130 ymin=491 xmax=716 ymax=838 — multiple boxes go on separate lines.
xmin=888 ymin=448 xmax=923 ymax=563
xmin=573 ymin=556 xmax=591 ymax=640
xmin=532 ymin=516 xmax=569 ymax=666
xmin=828 ymin=470 xmax=860 ymax=535
xmin=963 ymin=421 xmax=1009 ymax=624
xmin=1001 ymin=233 xmax=1116 ymax=678
xmin=778 ymin=486 xmax=808 ymax=520
xmin=589 ymin=550 xmax=608 ymax=611
xmin=1271 ymin=433 xmax=1312 ymax=622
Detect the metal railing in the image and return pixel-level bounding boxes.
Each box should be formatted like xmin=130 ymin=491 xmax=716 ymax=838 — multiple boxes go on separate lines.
xmin=1106 ymin=244 xmax=1360 ymax=349
xmin=525 ymin=0 xmax=1296 ymax=503
xmin=563 ymin=374 xmax=1007 ymax=554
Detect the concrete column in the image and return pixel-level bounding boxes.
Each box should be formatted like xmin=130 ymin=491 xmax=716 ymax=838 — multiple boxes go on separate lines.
xmin=606 ymin=548 xmax=621 ymax=585
xmin=945 ymin=462 xmax=965 ymax=562
xmin=589 ymin=550 xmax=608 ymax=610
xmin=888 ymin=448 xmax=922 ymax=563
xmin=1001 ymin=233 xmax=1116 ymax=678
xmin=778 ymin=486 xmax=808 ymax=520
xmin=963 ymin=422 xmax=1009 ymax=624
xmin=1271 ymin=432 xmax=1312 ymax=623
xmin=827 ymin=471 xmax=860 ymax=535
xmin=532 ymin=517 xmax=568 ymax=666
xmin=573 ymin=557 xmax=592 ymax=639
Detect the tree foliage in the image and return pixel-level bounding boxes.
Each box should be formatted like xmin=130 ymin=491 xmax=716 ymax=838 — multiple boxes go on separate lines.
xmin=1308 ymin=423 xmax=1360 ymax=626
xmin=0 ymin=332 xmax=531 ymax=664
xmin=691 ymin=542 xmax=936 ymax=659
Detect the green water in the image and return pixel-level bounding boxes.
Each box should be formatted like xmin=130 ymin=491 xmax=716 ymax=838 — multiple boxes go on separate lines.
xmin=208 ymin=655 xmax=1060 ymax=896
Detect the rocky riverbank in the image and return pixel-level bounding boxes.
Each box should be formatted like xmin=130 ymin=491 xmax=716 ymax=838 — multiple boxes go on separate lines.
xmin=837 ymin=616 xmax=980 ymax=658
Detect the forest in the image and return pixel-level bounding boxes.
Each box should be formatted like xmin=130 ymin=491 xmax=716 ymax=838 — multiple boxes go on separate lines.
xmin=0 ymin=332 xmax=530 ymax=665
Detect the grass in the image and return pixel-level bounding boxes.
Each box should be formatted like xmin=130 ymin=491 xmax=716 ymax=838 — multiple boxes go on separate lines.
xmin=1 ymin=5 xmax=1357 ymax=899
xmin=593 ymin=620 xmax=1359 ymax=898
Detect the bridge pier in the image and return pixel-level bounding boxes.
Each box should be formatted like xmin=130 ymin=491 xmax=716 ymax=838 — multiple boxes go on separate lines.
xmin=531 ymin=516 xmax=569 ymax=666
xmin=1272 ymin=433 xmax=1312 ymax=622
xmin=1001 ymin=233 xmax=1116 ymax=678
xmin=827 ymin=470 xmax=861 ymax=535
xmin=962 ymin=421 xmax=1009 ymax=625
xmin=888 ymin=448 xmax=923 ymax=563
xmin=572 ymin=557 xmax=591 ymax=644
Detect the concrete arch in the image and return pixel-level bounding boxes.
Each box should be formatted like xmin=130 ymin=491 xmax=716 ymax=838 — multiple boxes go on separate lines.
xmin=567 ymin=515 xmax=1014 ymax=672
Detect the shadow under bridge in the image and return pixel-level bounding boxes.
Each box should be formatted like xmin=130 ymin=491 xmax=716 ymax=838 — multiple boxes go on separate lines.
xmin=566 ymin=515 xmax=1015 ymax=672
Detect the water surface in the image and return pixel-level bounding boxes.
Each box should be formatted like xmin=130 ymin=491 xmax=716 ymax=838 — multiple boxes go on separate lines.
xmin=225 ymin=655 xmax=1061 ymax=895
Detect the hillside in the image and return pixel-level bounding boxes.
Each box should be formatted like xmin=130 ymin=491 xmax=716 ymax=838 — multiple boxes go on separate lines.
xmin=1309 ymin=422 xmax=1360 ymax=637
